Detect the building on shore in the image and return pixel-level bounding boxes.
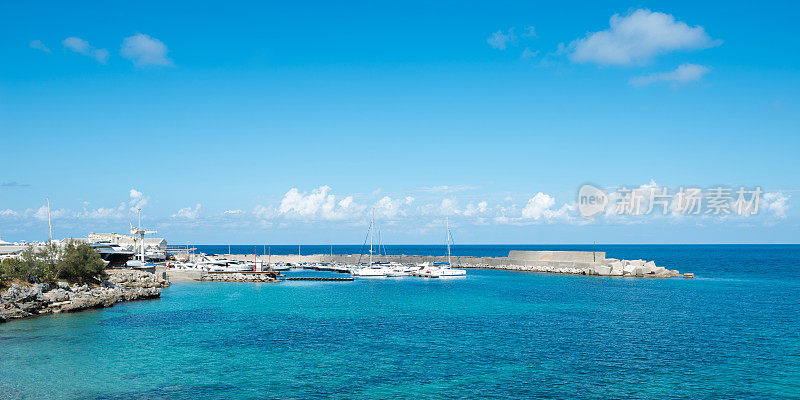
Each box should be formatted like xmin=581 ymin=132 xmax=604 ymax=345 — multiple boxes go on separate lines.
xmin=88 ymin=232 xmax=167 ymax=260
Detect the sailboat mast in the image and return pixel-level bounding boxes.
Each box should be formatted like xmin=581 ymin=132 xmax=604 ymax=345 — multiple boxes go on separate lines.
xmin=446 ymin=217 xmax=451 ymax=266
xmin=46 ymin=197 xmax=52 ymax=242
xmin=369 ymin=211 xmax=374 ymax=267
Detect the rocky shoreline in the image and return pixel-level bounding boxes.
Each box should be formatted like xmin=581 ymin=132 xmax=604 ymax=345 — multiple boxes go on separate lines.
xmin=0 ymin=269 xmax=169 ymax=323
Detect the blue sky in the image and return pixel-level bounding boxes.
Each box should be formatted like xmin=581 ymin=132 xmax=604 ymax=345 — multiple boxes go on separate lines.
xmin=1 ymin=0 xmax=798 ymax=244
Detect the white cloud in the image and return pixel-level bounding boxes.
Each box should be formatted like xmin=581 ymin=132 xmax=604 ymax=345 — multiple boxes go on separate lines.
xmin=62 ymin=37 xmax=109 ymax=64
xmin=253 ymin=204 xmax=277 ymax=219
xmin=463 ymin=201 xmax=488 ymax=217
xmin=522 ymin=26 xmax=537 ymax=38
xmin=762 ymin=192 xmax=790 ymax=219
xmin=224 ymin=209 xmax=244 ymax=215
xmin=128 ymin=189 xmax=148 ymax=211
xmin=569 ymin=9 xmax=719 ymax=65
xmin=277 ymin=186 xmax=363 ymax=221
xmin=173 ymin=204 xmax=202 ymax=219
xmin=522 ymin=48 xmax=539 ymax=59
xmin=629 ymin=63 xmax=710 ymax=87
xmin=80 ymin=207 xmax=125 ymax=220
xmin=29 ymin=40 xmax=50 ymax=52
xmin=487 ymin=29 xmax=516 ymax=50
xmin=373 ymin=196 xmax=414 ymax=219
xmin=0 ymin=209 xmax=18 ymax=217
xmin=522 ymin=192 xmax=570 ymax=220
xmin=27 ymin=205 xmax=71 ymax=221
xmin=120 ymin=34 xmax=173 ymax=67
xmin=419 ymin=185 xmax=477 ymax=193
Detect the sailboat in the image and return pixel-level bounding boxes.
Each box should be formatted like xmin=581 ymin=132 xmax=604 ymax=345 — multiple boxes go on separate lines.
xmin=417 ymin=217 xmax=466 ymax=278
xmin=351 ymin=211 xmax=393 ymax=277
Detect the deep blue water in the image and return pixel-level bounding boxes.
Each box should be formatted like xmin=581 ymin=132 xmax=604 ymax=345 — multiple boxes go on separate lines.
xmin=1 ymin=245 xmax=799 ymax=399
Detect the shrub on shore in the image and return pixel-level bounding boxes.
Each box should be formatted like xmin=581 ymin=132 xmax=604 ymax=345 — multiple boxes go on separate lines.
xmin=0 ymin=241 xmax=106 ymax=286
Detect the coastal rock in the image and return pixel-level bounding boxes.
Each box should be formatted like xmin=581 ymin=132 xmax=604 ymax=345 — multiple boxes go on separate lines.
xmin=0 ymin=269 xmax=169 ymax=323
xmin=42 ymin=289 xmax=69 ymax=303
xmin=634 ymin=265 xmax=654 ymax=276
xmin=609 ymin=261 xmax=624 ymax=276
xmin=592 ymin=265 xmax=612 ymax=276
xmin=622 ymin=264 xmax=637 ymax=276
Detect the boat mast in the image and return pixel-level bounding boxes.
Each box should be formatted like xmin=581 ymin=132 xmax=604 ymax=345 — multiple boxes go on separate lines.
xmin=369 ymin=210 xmax=374 ymax=267
xmin=46 ymin=197 xmax=52 ymax=242
xmin=446 ymin=216 xmax=451 ymax=266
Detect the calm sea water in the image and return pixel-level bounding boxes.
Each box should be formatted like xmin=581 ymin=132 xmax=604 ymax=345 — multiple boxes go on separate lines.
xmin=1 ymin=245 xmax=799 ymax=399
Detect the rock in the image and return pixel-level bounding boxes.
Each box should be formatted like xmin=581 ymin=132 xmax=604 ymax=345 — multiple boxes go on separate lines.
xmin=634 ymin=265 xmax=654 ymax=276
xmin=629 ymin=259 xmax=646 ymax=267
xmin=608 ymin=261 xmax=624 ymax=276
xmin=0 ymin=269 xmax=168 ymax=322
xmin=622 ymin=263 xmax=637 ymax=276
xmin=593 ymin=265 xmax=612 ymax=276
xmin=42 ymin=289 xmax=69 ymax=303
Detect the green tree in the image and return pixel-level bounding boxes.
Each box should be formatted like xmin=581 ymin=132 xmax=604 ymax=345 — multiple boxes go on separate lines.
xmin=57 ymin=241 xmax=105 ymax=282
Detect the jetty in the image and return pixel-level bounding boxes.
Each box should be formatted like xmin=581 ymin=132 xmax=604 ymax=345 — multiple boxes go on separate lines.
xmin=285 ymin=277 xmax=354 ymax=281
xmin=222 ymin=250 xmax=682 ymax=278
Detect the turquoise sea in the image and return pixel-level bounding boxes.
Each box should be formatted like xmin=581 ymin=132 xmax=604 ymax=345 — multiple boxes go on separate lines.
xmin=1 ymin=245 xmax=799 ymax=399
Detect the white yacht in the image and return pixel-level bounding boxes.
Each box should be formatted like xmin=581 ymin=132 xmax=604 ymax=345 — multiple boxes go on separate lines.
xmin=351 ymin=212 xmax=392 ymax=278
xmin=417 ymin=218 xmax=467 ymax=278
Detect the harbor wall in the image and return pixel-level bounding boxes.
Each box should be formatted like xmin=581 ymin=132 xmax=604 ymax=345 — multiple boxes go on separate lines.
xmin=225 ymin=251 xmax=610 ymax=269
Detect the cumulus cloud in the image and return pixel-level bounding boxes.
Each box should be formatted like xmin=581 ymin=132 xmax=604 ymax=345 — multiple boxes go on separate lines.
xmin=27 ymin=205 xmax=71 ymax=221
xmin=128 ymin=189 xmax=148 ymax=211
xmin=521 ymin=193 xmax=574 ymax=221
xmin=463 ymin=201 xmax=488 ymax=217
xmin=373 ymin=196 xmax=415 ymax=219
xmin=62 ymin=37 xmax=109 ymax=64
xmin=629 ymin=63 xmax=710 ymax=87
xmin=29 ymin=40 xmax=50 ymax=52
xmin=568 ymin=9 xmax=719 ymax=65
xmin=173 ymin=204 xmax=202 ymax=219
xmin=224 ymin=209 xmax=244 ymax=215
xmin=277 ymin=186 xmax=363 ymax=221
xmin=120 ymin=34 xmax=173 ymax=67
xmin=253 ymin=204 xmax=277 ymax=219
xmin=487 ymin=29 xmax=516 ymax=50
xmin=1 ymin=209 xmax=18 ymax=217
xmin=762 ymin=192 xmax=790 ymax=219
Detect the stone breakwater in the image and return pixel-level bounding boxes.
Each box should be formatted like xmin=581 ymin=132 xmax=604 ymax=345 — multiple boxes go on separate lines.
xmin=0 ymin=269 xmax=169 ymax=322
xmin=201 ymin=273 xmax=279 ymax=283
xmin=229 ymin=250 xmax=684 ymax=279
xmin=464 ymin=259 xmax=681 ymax=278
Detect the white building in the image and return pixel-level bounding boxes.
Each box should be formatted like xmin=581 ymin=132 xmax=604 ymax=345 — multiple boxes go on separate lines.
xmin=88 ymin=232 xmax=167 ymax=252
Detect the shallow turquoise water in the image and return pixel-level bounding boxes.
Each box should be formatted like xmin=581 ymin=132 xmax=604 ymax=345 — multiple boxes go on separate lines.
xmin=2 ymin=246 xmax=800 ymax=399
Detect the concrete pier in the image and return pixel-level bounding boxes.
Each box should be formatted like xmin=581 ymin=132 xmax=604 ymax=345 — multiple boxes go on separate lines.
xmin=222 ymin=250 xmax=681 ymax=278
